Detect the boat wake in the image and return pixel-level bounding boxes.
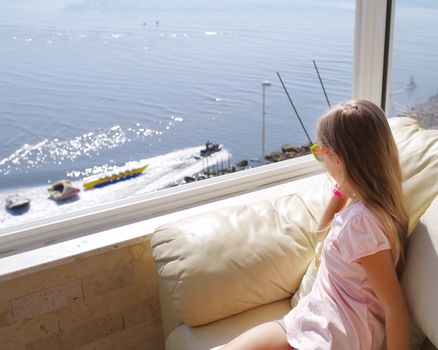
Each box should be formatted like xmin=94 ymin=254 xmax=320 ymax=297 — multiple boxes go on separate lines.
xmin=0 ymin=146 xmax=230 ymax=229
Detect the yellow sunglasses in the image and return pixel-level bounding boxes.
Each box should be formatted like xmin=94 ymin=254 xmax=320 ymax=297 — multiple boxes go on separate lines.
xmin=310 ymin=143 xmax=329 ymax=162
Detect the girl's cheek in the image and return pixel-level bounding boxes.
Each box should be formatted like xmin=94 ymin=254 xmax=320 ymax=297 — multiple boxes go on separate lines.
xmin=324 ymin=158 xmax=341 ymax=183
xmin=322 ymin=157 xmax=333 ymax=173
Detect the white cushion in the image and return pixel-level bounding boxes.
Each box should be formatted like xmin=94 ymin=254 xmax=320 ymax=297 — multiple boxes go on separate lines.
xmin=389 ymin=117 xmax=438 ymax=233
xmin=165 ymin=298 xmax=291 ymax=350
xmin=152 ymin=183 xmax=331 ymax=326
xmin=402 ymin=196 xmax=438 ymax=347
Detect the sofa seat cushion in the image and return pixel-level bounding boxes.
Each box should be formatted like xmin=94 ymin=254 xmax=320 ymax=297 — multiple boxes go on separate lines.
xmin=165 ymin=298 xmax=291 ymax=350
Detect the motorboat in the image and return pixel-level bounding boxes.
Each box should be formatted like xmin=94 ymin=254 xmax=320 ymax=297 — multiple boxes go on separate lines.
xmin=83 ymin=162 xmax=148 ymax=189
xmin=199 ymin=141 xmax=222 ymax=157
xmin=404 ymin=76 xmax=417 ymax=90
xmin=48 ymin=180 xmax=80 ymax=201
xmin=5 ymin=194 xmax=30 ymax=211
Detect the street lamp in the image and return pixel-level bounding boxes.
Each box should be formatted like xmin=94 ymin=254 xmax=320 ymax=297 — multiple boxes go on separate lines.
xmin=261 ymin=80 xmax=271 ymax=163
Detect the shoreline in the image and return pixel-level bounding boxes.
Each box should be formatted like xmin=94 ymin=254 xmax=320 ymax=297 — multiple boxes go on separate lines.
xmin=404 ymin=94 xmax=438 ymax=129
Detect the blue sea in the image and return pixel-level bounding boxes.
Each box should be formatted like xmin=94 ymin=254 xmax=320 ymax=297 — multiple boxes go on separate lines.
xmin=0 ymin=0 xmax=437 ymax=227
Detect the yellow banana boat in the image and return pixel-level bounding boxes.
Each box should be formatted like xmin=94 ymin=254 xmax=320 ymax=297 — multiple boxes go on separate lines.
xmin=83 ymin=163 xmax=148 ymax=189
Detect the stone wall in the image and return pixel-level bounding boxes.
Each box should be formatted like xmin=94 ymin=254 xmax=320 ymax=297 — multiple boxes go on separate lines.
xmin=0 ymin=238 xmax=164 ymax=350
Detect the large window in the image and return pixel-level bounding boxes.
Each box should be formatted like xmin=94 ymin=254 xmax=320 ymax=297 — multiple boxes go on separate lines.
xmin=0 ymin=0 xmax=354 ymax=232
xmin=388 ymin=0 xmax=438 ymax=129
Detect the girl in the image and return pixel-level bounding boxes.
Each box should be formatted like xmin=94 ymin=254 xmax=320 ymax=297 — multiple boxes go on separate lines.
xmin=220 ymin=100 xmax=410 ymax=350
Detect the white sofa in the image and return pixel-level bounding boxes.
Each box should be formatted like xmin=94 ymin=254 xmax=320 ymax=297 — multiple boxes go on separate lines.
xmin=152 ymin=118 xmax=438 ymax=350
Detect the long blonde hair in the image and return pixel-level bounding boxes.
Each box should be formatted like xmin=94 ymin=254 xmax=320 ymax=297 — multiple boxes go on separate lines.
xmin=317 ymin=99 xmax=408 ymax=277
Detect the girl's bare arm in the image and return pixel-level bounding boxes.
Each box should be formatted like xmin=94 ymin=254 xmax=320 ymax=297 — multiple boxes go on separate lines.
xmin=359 ymin=250 xmax=410 ymax=350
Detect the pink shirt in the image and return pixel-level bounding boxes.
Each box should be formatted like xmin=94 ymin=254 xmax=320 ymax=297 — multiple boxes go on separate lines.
xmin=284 ymin=201 xmax=398 ymax=350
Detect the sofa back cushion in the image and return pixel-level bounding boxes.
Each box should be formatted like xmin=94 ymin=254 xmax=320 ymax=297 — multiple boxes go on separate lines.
xmin=151 ymin=185 xmax=331 ymax=326
xmin=392 ymin=117 xmax=438 ymax=233
xmin=402 ymin=196 xmax=438 ymax=348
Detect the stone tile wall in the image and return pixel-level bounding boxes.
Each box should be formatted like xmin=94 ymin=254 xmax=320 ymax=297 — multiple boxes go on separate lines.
xmin=0 ymin=238 xmax=164 ymax=350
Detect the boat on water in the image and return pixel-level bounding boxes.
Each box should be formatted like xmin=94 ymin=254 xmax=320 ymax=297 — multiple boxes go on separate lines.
xmin=199 ymin=141 xmax=222 ymax=158
xmin=83 ymin=162 xmax=148 ymax=189
xmin=48 ymin=180 xmax=80 ymax=201
xmin=404 ymin=76 xmax=417 ymax=91
xmin=5 ymin=194 xmax=30 ymax=211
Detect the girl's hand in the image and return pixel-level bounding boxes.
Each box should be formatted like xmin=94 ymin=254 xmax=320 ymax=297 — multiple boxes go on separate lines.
xmin=317 ymin=188 xmax=348 ymax=231
xmin=332 ymin=184 xmax=344 ymax=199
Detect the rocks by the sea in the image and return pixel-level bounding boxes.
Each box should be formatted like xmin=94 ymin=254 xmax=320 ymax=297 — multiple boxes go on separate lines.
xmin=403 ymin=94 xmax=438 ymax=129
xmin=281 ymin=144 xmax=296 ymax=153
xmin=265 ymin=152 xmax=288 ymax=162
xmin=265 ymin=143 xmax=311 ymax=162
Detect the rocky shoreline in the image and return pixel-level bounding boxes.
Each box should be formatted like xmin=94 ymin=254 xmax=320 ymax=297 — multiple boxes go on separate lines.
xmin=403 ymin=94 xmax=438 ymax=129
xmin=264 ymin=143 xmax=311 ymax=162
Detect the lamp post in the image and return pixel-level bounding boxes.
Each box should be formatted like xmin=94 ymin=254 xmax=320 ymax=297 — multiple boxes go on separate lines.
xmin=261 ymin=80 xmax=271 ymax=163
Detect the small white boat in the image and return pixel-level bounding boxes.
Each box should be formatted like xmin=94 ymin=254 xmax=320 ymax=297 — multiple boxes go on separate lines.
xmin=5 ymin=194 xmax=30 ymax=211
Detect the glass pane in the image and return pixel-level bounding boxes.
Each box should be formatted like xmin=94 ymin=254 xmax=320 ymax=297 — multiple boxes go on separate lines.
xmin=0 ymin=0 xmax=354 ymax=228
xmin=389 ymin=0 xmax=438 ymax=129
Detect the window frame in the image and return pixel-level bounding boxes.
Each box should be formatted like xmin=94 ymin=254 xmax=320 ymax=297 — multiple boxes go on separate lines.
xmin=352 ymin=0 xmax=393 ymax=109
xmin=0 ymin=0 xmax=393 ymax=254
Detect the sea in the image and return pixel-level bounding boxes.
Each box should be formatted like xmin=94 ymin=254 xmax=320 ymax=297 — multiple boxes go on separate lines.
xmin=1 ymin=0 xmax=437 ymax=227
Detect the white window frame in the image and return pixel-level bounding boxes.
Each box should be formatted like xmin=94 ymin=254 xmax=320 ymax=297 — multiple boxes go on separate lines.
xmin=352 ymin=0 xmax=394 ymax=109
xmin=0 ymin=0 xmax=393 ymax=254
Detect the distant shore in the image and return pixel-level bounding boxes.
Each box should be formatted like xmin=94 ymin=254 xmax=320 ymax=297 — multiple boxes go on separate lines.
xmin=403 ymin=94 xmax=438 ymax=129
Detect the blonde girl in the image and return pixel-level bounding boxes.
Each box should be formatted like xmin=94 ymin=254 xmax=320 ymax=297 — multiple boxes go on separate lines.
xmin=220 ymin=100 xmax=410 ymax=350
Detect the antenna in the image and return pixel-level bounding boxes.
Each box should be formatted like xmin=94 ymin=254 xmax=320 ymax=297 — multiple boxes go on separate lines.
xmin=312 ymin=59 xmax=331 ymax=107
xmin=276 ymin=72 xmax=313 ymax=145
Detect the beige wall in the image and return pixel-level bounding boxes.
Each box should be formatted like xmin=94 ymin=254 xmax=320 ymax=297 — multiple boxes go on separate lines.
xmin=0 ymin=238 xmax=164 ymax=350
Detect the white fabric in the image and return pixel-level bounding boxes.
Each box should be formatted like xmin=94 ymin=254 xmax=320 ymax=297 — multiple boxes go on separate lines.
xmin=152 ymin=189 xmax=329 ymax=326
xmin=402 ymin=196 xmax=438 ymax=348
xmin=165 ymin=299 xmax=291 ymax=350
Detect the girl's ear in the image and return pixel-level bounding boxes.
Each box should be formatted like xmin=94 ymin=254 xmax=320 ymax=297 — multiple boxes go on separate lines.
xmin=332 ymin=152 xmax=342 ymax=167
xmin=332 ymin=152 xmax=345 ymax=178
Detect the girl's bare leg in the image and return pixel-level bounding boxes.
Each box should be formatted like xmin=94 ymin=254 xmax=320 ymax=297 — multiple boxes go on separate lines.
xmin=219 ymin=321 xmax=291 ymax=350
